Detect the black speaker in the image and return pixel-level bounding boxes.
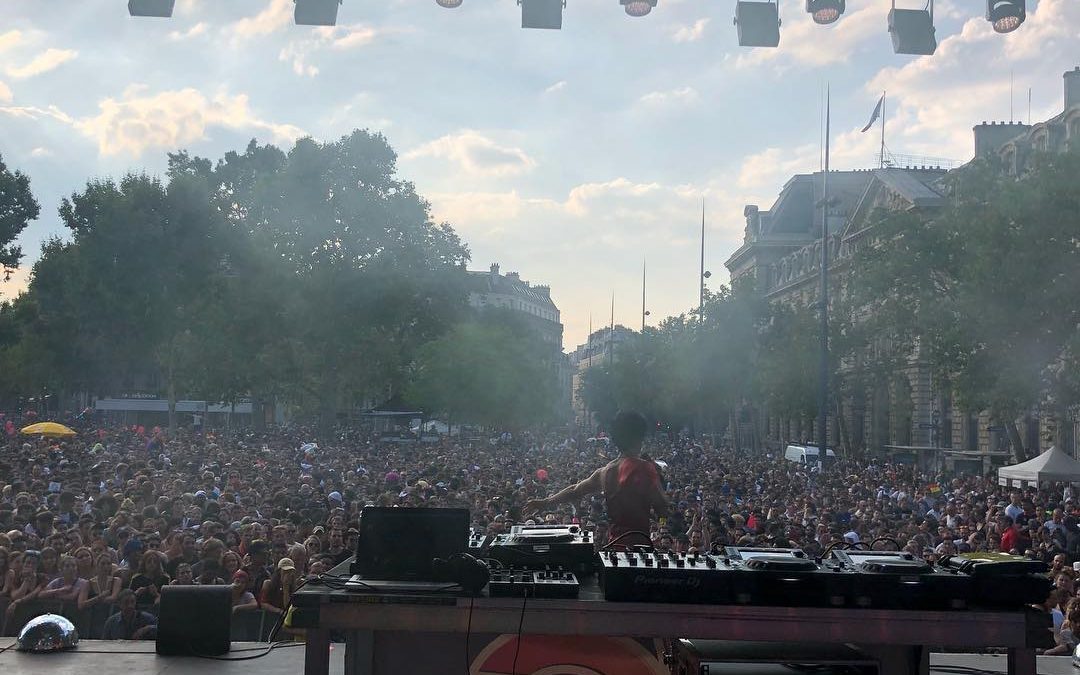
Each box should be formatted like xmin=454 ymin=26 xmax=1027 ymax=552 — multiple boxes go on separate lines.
xmin=156 ymin=585 xmax=232 ymax=656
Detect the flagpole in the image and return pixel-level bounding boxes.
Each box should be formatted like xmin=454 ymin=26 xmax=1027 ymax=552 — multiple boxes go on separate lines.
xmin=879 ymin=91 xmax=886 ymax=169
xmin=818 ymin=85 xmax=831 ymax=470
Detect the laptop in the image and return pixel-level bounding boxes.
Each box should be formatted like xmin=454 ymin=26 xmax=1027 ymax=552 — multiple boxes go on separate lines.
xmin=347 ymin=507 xmax=469 ymax=593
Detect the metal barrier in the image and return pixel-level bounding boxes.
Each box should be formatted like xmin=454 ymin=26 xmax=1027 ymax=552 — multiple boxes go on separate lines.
xmin=1 ymin=597 xmax=278 ymax=641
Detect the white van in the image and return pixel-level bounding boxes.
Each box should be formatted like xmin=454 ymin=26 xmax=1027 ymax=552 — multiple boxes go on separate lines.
xmin=784 ymin=444 xmax=836 ymax=464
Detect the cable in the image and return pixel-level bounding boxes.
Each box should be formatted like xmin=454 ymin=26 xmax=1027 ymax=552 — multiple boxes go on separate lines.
xmin=0 ymin=642 xmax=16 ymax=656
xmin=870 ymin=537 xmax=902 ymax=551
xmin=192 ymin=640 xmax=303 ymax=661
xmin=463 ymin=596 xmax=474 ymax=675
xmin=601 ymin=530 xmax=653 ymax=551
xmin=509 ymin=587 xmax=527 ymax=673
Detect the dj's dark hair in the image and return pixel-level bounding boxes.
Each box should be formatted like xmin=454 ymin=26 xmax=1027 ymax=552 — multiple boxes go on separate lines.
xmin=611 ymin=411 xmax=648 ymax=454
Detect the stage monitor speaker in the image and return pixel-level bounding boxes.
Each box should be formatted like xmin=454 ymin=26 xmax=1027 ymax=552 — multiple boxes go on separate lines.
xmin=156 ymin=585 xmax=232 ymax=656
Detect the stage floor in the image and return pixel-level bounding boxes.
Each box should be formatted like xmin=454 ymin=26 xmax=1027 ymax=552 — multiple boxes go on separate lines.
xmin=0 ymin=639 xmax=1072 ymax=674
xmin=0 ymin=639 xmax=346 ymax=674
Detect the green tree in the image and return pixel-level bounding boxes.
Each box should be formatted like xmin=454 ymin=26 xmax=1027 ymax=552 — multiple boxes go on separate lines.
xmin=850 ymin=151 xmax=1080 ymax=460
xmin=0 ymin=153 xmax=40 ymax=278
xmin=406 ymin=308 xmax=561 ymax=429
xmin=168 ymin=132 xmax=471 ymax=428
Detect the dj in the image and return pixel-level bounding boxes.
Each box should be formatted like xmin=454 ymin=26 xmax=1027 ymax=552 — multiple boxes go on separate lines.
xmin=525 ymin=411 xmax=668 ymax=548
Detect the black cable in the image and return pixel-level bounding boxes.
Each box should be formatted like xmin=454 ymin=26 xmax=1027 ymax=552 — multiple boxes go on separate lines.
xmin=463 ymin=596 xmax=474 ymax=675
xmin=510 ymin=591 xmax=528 ymax=675
xmin=0 ymin=642 xmax=16 ymax=656
xmin=601 ymin=530 xmax=653 ymax=551
xmin=192 ymin=640 xmax=303 ymax=661
xmin=870 ymin=537 xmax=902 ymax=551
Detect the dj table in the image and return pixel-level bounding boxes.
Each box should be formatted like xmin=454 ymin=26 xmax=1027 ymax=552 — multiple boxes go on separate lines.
xmin=293 ymin=559 xmax=1047 ymax=675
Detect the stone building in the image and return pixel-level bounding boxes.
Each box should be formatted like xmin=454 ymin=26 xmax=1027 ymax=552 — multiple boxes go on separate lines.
xmin=568 ymin=325 xmax=636 ymax=427
xmin=724 ymin=66 xmax=1080 ymax=470
xmin=466 ymin=263 xmax=572 ymax=419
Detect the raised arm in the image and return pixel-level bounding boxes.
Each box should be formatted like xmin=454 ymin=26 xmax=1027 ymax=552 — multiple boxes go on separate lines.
xmin=524 ymin=468 xmax=604 ymax=515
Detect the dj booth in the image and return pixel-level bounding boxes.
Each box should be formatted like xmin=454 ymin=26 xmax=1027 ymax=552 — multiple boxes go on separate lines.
xmin=293 ymin=559 xmax=1046 ymax=675
xmin=292 ymin=509 xmax=1049 ymax=675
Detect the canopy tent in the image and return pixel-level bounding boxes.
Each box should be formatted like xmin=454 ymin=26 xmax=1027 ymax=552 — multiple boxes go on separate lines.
xmin=20 ymin=422 xmax=77 ymax=437
xmin=997 ymin=446 xmax=1080 ymax=486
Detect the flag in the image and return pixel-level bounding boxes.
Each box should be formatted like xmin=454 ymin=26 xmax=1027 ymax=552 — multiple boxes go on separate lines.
xmin=861 ymin=94 xmax=884 ymax=132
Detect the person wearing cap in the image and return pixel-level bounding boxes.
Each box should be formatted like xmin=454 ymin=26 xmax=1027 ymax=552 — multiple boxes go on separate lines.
xmin=229 ymin=570 xmax=258 ymax=612
xmin=260 ymin=557 xmax=299 ymax=615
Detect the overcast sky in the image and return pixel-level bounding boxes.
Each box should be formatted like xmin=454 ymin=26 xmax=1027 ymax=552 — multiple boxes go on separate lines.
xmin=1 ymin=0 xmax=1078 ymax=348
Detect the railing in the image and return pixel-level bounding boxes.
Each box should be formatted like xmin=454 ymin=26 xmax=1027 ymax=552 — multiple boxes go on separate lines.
xmin=0 ymin=596 xmax=280 ymax=641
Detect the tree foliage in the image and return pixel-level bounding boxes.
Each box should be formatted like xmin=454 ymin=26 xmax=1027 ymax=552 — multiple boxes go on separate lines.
xmin=406 ymin=308 xmax=561 ymax=429
xmin=0 ymin=152 xmax=40 ymax=273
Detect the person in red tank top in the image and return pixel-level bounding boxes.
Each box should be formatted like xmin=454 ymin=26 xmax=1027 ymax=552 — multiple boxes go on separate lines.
xmin=525 ymin=411 xmax=668 ymax=548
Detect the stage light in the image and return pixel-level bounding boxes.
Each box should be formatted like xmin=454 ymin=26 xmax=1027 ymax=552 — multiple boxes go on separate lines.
xmin=521 ymin=0 xmax=564 ymax=29
xmin=436 ymin=0 xmax=463 ymax=8
xmin=621 ymin=0 xmax=656 ymax=17
xmin=294 ymin=0 xmax=341 ymax=26
xmin=806 ymin=0 xmax=843 ymax=25
xmin=734 ymin=1 xmax=780 ymax=48
xmin=128 ymin=0 xmax=174 ymax=17
xmin=888 ymin=3 xmax=936 ymax=55
xmin=986 ymin=0 xmax=1024 ymax=33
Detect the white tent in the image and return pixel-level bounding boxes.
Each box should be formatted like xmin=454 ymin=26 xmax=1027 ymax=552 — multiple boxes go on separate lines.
xmin=997 ymin=446 xmax=1080 ymax=486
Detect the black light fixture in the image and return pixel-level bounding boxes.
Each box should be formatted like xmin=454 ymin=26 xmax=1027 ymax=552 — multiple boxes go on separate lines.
xmin=521 ymin=0 xmax=564 ymax=29
xmin=806 ymin=0 xmax=844 ymax=25
xmin=436 ymin=0 xmax=463 ymax=8
xmin=621 ymin=0 xmax=656 ymax=17
xmin=734 ymin=1 xmax=780 ymax=48
xmin=294 ymin=0 xmax=341 ymax=26
xmin=889 ymin=0 xmax=936 ymax=55
xmin=986 ymin=0 xmax=1025 ymax=33
xmin=128 ymin=0 xmax=174 ymax=17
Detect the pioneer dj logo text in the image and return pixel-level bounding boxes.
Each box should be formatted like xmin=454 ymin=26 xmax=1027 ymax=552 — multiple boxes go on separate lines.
xmin=632 ymin=575 xmax=702 ymax=588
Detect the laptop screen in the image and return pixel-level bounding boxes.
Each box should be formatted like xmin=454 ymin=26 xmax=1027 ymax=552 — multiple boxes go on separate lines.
xmin=355 ymin=507 xmax=469 ymax=580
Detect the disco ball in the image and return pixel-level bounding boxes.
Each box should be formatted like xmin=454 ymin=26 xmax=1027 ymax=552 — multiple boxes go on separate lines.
xmin=16 ymin=614 xmax=79 ymax=653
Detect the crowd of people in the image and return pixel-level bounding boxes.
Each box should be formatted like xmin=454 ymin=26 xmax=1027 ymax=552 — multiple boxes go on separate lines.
xmin=0 ymin=414 xmax=1077 ymax=645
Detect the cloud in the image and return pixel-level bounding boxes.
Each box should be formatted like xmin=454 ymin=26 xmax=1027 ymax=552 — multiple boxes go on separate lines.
xmin=565 ymin=178 xmax=661 ymax=217
xmin=0 ymin=104 xmax=74 ymax=124
xmin=30 ymin=147 xmax=52 ymax=157
xmin=737 ymin=144 xmax=818 ymax=191
xmin=672 ymin=18 xmax=709 ymax=43
xmin=4 ymin=86 xmax=304 ymax=158
xmin=735 ymin=0 xmax=883 ymax=70
xmin=317 ymin=24 xmax=381 ymax=49
xmin=0 ymin=265 xmax=30 ymax=302
xmin=168 ymin=22 xmax=208 ymax=41
xmin=865 ymin=0 xmax=1080 ymax=161
xmin=544 ymin=80 xmax=567 ymax=95
xmin=404 ymin=130 xmax=536 ymax=176
xmin=639 ymin=86 xmax=699 ymax=106
xmin=0 ymin=81 xmax=10 ymax=104
xmin=230 ymin=0 xmax=293 ymax=41
xmin=277 ymin=23 xmax=391 ymax=77
xmin=75 ymin=86 xmax=306 ymax=157
xmin=5 ymin=48 xmax=78 ymax=79
xmin=0 ymin=30 xmax=22 ymax=53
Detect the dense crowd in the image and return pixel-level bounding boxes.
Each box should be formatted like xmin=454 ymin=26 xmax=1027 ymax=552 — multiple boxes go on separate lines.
xmin=1 ymin=417 xmax=1078 ymax=646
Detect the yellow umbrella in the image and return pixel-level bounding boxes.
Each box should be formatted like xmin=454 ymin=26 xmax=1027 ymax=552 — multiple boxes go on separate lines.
xmin=20 ymin=421 xmax=77 ymax=437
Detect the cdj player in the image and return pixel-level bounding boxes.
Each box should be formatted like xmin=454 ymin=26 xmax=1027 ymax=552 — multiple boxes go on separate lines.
xmin=488 ymin=524 xmax=597 ymax=573
xmin=825 ymin=550 xmax=971 ymax=610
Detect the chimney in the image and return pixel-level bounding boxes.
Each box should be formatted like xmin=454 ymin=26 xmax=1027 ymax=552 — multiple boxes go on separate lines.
xmin=489 ymin=263 xmax=500 ymax=278
xmin=1065 ymin=66 xmax=1080 ymax=111
xmin=506 ymin=271 xmax=520 ymax=281
xmin=972 ymin=120 xmax=1030 ymax=158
